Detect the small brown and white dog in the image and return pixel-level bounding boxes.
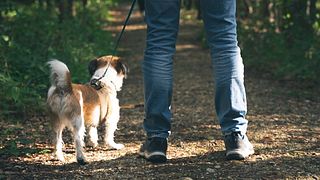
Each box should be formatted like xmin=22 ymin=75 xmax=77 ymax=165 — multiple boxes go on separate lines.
xmin=46 ymin=55 xmax=127 ymax=165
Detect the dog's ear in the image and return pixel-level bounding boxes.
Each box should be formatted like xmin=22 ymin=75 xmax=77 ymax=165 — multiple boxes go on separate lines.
xmin=115 ymin=61 xmax=128 ymax=79
xmin=121 ymin=63 xmax=128 ymax=79
xmin=88 ymin=59 xmax=98 ymax=76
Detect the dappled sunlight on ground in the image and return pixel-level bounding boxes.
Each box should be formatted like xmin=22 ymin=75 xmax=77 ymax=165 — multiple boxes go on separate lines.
xmin=176 ymin=44 xmax=199 ymax=51
xmin=1 ymin=2 xmax=319 ymax=179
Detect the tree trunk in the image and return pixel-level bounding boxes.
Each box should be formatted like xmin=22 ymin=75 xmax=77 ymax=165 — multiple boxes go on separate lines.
xmin=273 ymin=0 xmax=282 ymax=32
xmin=309 ymin=0 xmax=317 ymax=24
xmin=82 ymin=0 xmax=88 ymax=9
xmin=242 ymin=0 xmax=253 ymax=18
xmin=38 ymin=0 xmax=44 ymax=8
xmin=46 ymin=0 xmax=53 ymax=11
xmin=283 ymin=0 xmax=312 ymax=46
xmin=57 ymin=0 xmax=76 ymax=22
xmin=261 ymin=0 xmax=270 ymax=17
xmin=57 ymin=0 xmax=66 ymax=22
xmin=67 ymin=0 xmax=76 ymax=17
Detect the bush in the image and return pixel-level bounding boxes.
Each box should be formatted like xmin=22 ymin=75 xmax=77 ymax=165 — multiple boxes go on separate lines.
xmin=239 ymin=25 xmax=320 ymax=82
xmin=0 ymin=1 xmax=115 ymax=119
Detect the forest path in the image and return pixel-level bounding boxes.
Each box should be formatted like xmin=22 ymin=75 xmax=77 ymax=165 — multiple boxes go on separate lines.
xmin=1 ymin=2 xmax=319 ymax=179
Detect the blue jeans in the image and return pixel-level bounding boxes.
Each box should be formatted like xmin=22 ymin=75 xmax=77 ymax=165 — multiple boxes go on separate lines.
xmin=143 ymin=0 xmax=248 ymax=138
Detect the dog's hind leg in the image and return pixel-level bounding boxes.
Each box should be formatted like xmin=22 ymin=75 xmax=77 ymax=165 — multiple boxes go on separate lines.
xmin=52 ymin=117 xmax=65 ymax=162
xmin=72 ymin=115 xmax=87 ymax=165
xmin=87 ymin=106 xmax=100 ymax=148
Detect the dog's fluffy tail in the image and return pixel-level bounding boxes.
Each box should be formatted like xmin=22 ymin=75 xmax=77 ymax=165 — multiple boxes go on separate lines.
xmin=47 ymin=60 xmax=72 ymax=91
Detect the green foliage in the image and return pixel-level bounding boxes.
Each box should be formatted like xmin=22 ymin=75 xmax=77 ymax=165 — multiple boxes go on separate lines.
xmin=237 ymin=0 xmax=320 ymax=83
xmin=0 ymin=1 xmax=116 ymax=118
xmin=240 ymin=33 xmax=320 ymax=80
xmin=0 ymin=138 xmax=40 ymax=156
xmin=0 ymin=124 xmax=39 ymax=156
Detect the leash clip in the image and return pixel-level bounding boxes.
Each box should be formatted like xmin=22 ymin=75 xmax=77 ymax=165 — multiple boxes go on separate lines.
xmin=90 ymin=79 xmax=103 ymax=90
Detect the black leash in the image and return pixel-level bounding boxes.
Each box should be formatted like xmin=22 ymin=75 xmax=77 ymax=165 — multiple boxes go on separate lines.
xmin=112 ymin=0 xmax=137 ymax=57
xmin=91 ymin=0 xmax=137 ymax=90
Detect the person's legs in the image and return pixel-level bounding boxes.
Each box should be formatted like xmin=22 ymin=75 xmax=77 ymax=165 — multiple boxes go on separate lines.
xmin=140 ymin=0 xmax=180 ymax=163
xmin=142 ymin=0 xmax=180 ymax=139
xmin=200 ymin=0 xmax=254 ymax=160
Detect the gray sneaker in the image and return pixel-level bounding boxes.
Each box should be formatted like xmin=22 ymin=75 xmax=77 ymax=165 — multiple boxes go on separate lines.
xmin=224 ymin=132 xmax=254 ymax=160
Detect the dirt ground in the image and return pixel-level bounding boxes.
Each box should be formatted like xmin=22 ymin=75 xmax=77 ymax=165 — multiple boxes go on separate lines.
xmin=1 ymin=3 xmax=319 ymax=180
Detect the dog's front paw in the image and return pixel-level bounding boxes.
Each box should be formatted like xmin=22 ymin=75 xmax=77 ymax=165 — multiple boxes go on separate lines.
xmin=113 ymin=143 xmax=125 ymax=150
xmin=108 ymin=143 xmax=124 ymax=150
xmin=55 ymin=152 xmax=65 ymax=162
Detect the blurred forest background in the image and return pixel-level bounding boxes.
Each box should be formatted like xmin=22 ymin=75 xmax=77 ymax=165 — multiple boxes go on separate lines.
xmin=0 ymin=0 xmax=319 ymax=120
xmin=0 ymin=0 xmax=116 ymax=119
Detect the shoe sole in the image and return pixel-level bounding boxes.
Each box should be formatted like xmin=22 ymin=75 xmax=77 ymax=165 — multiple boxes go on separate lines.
xmin=226 ymin=148 xmax=254 ymax=161
xmin=226 ymin=153 xmax=245 ymax=160
xmin=140 ymin=151 xmax=167 ymax=163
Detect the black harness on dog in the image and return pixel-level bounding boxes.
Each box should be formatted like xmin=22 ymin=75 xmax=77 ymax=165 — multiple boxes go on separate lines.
xmin=90 ymin=0 xmax=136 ymax=90
xmin=90 ymin=63 xmax=111 ymax=90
